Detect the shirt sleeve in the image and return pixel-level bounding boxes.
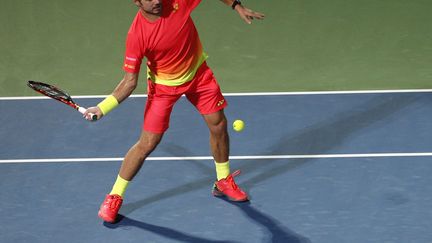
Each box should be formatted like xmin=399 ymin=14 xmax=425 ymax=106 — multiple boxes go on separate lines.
xmin=123 ymin=32 xmax=144 ymax=73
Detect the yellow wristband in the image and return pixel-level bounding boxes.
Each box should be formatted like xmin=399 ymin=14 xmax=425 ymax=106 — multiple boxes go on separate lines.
xmin=97 ymin=95 xmax=119 ymax=115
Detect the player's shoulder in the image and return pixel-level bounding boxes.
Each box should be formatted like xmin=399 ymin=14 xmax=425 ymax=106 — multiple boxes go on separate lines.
xmin=164 ymin=0 xmax=201 ymax=14
xmin=127 ymin=11 xmax=146 ymax=34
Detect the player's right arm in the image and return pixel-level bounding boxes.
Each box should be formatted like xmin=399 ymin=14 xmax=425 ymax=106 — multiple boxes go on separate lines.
xmin=111 ymin=72 xmax=139 ymax=103
xmin=83 ymin=72 xmax=139 ymax=121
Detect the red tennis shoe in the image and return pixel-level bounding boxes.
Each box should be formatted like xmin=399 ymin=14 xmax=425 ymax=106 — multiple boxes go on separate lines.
xmin=98 ymin=194 xmax=123 ymax=223
xmin=212 ymin=170 xmax=249 ymax=202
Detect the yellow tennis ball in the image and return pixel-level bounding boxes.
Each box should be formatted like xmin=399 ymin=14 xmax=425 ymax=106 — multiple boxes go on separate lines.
xmin=233 ymin=119 xmax=245 ymax=132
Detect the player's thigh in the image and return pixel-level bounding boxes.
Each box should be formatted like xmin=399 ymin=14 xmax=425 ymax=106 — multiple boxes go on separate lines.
xmin=144 ymin=81 xmax=181 ymax=133
xmin=203 ymin=109 xmax=227 ymax=126
xmin=185 ymin=73 xmax=227 ymax=115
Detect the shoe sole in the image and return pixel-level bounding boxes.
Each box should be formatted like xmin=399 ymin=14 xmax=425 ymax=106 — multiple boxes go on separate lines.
xmin=98 ymin=210 xmax=117 ymax=223
xmin=212 ymin=188 xmax=249 ymax=202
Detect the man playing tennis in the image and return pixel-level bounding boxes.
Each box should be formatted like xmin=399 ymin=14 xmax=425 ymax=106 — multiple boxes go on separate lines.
xmin=85 ymin=0 xmax=264 ymax=223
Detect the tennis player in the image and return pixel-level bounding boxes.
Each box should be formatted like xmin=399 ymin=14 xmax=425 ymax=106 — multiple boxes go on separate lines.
xmin=84 ymin=0 xmax=264 ymax=223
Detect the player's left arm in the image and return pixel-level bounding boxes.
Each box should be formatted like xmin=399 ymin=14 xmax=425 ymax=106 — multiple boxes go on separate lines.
xmin=219 ymin=0 xmax=265 ymax=24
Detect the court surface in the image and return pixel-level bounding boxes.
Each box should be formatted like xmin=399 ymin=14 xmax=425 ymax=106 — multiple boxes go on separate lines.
xmin=1 ymin=91 xmax=432 ymax=243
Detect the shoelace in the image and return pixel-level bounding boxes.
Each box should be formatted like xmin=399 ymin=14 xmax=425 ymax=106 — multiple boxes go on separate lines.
xmin=226 ymin=170 xmax=241 ymax=190
xmin=106 ymin=195 xmax=122 ymax=209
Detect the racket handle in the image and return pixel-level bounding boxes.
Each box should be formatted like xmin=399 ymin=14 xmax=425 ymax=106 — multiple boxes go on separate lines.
xmin=78 ymin=107 xmax=98 ymax=121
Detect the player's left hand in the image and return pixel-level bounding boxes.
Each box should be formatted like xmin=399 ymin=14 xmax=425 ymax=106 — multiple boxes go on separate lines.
xmin=235 ymin=5 xmax=265 ymax=24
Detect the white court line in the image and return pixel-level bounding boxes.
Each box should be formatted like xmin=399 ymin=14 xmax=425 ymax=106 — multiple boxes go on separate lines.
xmin=2 ymin=89 xmax=432 ymax=100
xmin=2 ymin=152 xmax=432 ymax=164
xmin=2 ymin=91 xmax=432 ymax=163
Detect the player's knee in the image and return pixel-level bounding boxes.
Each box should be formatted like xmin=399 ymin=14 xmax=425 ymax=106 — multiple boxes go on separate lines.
xmin=208 ymin=116 xmax=228 ymax=135
xmin=135 ymin=140 xmax=159 ymax=156
xmin=136 ymin=133 xmax=163 ymax=154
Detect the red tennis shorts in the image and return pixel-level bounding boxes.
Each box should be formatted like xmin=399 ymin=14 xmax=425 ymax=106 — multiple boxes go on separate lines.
xmin=143 ymin=62 xmax=227 ymax=133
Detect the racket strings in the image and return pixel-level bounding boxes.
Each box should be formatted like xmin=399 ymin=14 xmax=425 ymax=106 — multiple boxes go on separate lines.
xmin=30 ymin=82 xmax=71 ymax=101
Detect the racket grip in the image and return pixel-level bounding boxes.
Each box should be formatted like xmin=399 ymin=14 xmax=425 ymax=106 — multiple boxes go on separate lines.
xmin=78 ymin=107 xmax=98 ymax=121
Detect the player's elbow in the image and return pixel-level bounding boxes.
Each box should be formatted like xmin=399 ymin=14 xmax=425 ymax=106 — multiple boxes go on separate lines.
xmin=123 ymin=73 xmax=139 ymax=90
xmin=127 ymin=80 xmax=138 ymax=91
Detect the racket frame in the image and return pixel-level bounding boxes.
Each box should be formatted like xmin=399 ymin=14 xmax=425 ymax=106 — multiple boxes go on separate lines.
xmin=27 ymin=81 xmax=97 ymax=120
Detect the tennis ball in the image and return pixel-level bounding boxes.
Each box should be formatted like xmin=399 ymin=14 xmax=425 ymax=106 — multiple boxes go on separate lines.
xmin=233 ymin=119 xmax=245 ymax=132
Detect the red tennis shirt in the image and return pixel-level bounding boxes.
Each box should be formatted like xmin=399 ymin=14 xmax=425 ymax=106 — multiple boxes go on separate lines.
xmin=123 ymin=0 xmax=207 ymax=86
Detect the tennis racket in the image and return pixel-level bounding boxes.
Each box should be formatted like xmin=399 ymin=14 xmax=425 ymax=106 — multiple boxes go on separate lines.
xmin=27 ymin=80 xmax=97 ymax=121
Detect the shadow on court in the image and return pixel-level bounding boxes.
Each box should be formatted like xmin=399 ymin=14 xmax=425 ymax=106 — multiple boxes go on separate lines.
xmin=120 ymin=177 xmax=214 ymax=215
xmin=219 ymin=199 xmax=311 ymax=243
xmin=120 ymin=143 xmax=215 ymax=216
xmin=118 ymin=94 xmax=418 ymax=242
xmin=123 ymin=94 xmax=418 ymax=201
xmin=103 ymin=215 xmax=238 ymax=243
xmin=240 ymin=95 xmax=418 ymax=188
xmin=108 ymin=199 xmax=310 ymax=243
xmin=120 ymin=141 xmax=310 ymax=242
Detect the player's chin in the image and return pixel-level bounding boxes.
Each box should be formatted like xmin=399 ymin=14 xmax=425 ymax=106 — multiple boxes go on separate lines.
xmin=153 ymin=6 xmax=162 ymax=14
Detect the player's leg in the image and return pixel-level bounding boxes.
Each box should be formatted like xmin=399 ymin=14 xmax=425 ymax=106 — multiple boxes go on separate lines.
xmin=186 ymin=62 xmax=248 ymax=202
xmin=118 ymin=130 xmax=164 ymax=181
xmin=98 ymin=130 xmax=163 ymax=223
xmin=202 ymin=110 xmax=248 ymax=202
xmin=202 ymin=110 xmax=229 ymax=164
xmin=98 ymin=80 xmax=180 ymax=223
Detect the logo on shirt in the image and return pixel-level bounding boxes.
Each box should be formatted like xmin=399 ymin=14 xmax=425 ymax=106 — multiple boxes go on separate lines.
xmin=217 ymin=99 xmax=225 ymax=107
xmin=124 ymin=64 xmax=136 ymax=70
xmin=173 ymin=3 xmax=179 ymax=12
xmin=126 ymin=56 xmax=137 ymax=62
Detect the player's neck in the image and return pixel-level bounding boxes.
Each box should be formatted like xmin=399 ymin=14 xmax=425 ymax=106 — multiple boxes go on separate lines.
xmin=140 ymin=9 xmax=161 ymax=22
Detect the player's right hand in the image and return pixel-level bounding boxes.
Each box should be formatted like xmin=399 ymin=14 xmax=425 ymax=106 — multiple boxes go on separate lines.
xmin=84 ymin=106 xmax=103 ymax=121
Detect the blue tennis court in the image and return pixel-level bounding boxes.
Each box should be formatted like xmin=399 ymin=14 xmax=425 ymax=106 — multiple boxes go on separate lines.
xmin=1 ymin=92 xmax=432 ymax=243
